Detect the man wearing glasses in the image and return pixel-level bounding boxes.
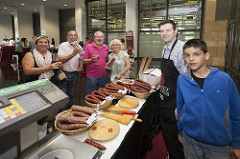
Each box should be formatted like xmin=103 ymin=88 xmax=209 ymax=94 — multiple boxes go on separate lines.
xmin=83 ymin=31 xmax=109 ymax=95
xmin=58 ymin=30 xmax=83 ymax=110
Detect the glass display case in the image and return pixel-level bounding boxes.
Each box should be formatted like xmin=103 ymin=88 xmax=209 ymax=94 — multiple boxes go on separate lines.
xmin=139 ymin=0 xmax=203 ymax=58
xmin=87 ymin=0 xmax=107 ymax=41
xmin=139 ymin=0 xmax=167 ymax=31
xmin=87 ymin=0 xmax=126 ymax=43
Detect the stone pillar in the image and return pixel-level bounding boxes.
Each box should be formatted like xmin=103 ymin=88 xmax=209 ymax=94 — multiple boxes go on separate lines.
xmin=202 ymin=0 xmax=227 ymax=67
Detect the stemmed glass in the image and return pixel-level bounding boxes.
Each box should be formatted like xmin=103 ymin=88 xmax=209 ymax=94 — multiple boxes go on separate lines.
xmin=96 ymin=55 xmax=99 ymax=65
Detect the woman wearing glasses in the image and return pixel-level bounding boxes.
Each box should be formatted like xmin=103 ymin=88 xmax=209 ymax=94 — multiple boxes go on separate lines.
xmin=106 ymin=39 xmax=131 ymax=83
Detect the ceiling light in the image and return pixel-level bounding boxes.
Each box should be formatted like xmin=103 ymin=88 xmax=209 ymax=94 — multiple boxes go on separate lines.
xmin=21 ymin=3 xmax=25 ymax=6
xmin=4 ymin=7 xmax=7 ymax=9
xmin=43 ymin=0 xmax=46 ymax=2
xmin=64 ymin=4 xmax=68 ymax=7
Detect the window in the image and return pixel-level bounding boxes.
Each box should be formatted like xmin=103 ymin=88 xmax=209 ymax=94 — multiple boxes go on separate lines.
xmin=87 ymin=0 xmax=126 ymax=44
xmin=139 ymin=0 xmax=203 ymax=62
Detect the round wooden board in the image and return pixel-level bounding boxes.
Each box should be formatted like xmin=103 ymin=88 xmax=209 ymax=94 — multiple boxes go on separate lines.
xmin=118 ymin=97 xmax=139 ymax=109
xmin=89 ymin=119 xmax=120 ymax=141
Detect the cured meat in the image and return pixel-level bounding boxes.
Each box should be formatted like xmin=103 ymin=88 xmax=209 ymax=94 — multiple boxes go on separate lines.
xmin=71 ymin=105 xmax=96 ymax=114
xmin=84 ymin=138 xmax=106 ymax=150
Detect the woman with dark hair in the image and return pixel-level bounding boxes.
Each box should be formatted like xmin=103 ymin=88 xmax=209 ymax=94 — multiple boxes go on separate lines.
xmin=22 ymin=35 xmax=62 ymax=84
xmin=15 ymin=38 xmax=27 ymax=65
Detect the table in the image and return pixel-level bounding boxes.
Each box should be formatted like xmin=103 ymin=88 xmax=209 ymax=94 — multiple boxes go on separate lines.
xmin=20 ymin=93 xmax=159 ymax=159
xmin=0 ymin=46 xmax=15 ymax=65
xmin=72 ymin=94 xmax=155 ymax=159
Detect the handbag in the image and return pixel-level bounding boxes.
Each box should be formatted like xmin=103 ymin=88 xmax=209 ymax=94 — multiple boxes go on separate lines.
xmin=57 ymin=70 xmax=67 ymax=84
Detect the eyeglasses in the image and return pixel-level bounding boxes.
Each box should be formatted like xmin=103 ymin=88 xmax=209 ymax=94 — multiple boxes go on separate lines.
xmin=112 ymin=44 xmax=120 ymax=47
xmin=69 ymin=34 xmax=78 ymax=37
xmin=95 ymin=36 xmax=104 ymax=39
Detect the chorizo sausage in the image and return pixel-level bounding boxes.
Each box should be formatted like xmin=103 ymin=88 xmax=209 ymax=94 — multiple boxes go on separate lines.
xmin=57 ymin=122 xmax=88 ymax=130
xmin=85 ymin=95 xmax=101 ymax=104
xmin=57 ymin=116 xmax=88 ymax=124
xmin=131 ymin=85 xmax=149 ymax=93
xmin=98 ymin=88 xmax=111 ymax=96
xmin=71 ymin=111 xmax=90 ymax=117
xmin=71 ymin=105 xmax=96 ymax=114
xmin=84 ymin=138 xmax=106 ymax=150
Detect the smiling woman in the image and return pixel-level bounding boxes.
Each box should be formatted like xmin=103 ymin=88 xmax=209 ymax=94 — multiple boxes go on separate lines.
xmin=22 ymin=35 xmax=62 ymax=85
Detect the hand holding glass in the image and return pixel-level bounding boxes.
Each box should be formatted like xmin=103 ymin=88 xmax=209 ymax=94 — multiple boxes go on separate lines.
xmin=92 ymin=55 xmax=99 ymax=65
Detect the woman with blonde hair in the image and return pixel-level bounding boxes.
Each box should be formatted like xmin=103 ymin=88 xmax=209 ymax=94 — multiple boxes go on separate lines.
xmin=106 ymin=39 xmax=131 ymax=82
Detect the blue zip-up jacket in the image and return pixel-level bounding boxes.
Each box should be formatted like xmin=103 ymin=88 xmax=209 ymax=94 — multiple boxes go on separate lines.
xmin=177 ymin=68 xmax=240 ymax=149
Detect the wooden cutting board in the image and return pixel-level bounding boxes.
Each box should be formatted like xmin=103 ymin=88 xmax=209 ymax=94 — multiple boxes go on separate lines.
xmin=89 ymin=119 xmax=120 ymax=141
xmin=118 ymin=97 xmax=139 ymax=109
xmin=101 ymin=105 xmax=135 ymax=125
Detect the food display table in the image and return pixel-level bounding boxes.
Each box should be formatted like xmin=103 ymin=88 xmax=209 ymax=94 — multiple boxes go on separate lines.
xmin=72 ymin=94 xmax=155 ymax=159
xmin=0 ymin=46 xmax=15 ymax=65
xmin=21 ymin=93 xmax=157 ymax=159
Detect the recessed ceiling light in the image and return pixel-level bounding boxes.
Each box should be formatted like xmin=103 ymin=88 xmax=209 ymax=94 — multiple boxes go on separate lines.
xmin=43 ymin=0 xmax=46 ymax=2
xmin=4 ymin=7 xmax=7 ymax=10
xmin=21 ymin=3 xmax=25 ymax=6
xmin=64 ymin=4 xmax=68 ymax=7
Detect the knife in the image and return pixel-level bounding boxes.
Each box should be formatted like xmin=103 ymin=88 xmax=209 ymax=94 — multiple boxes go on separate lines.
xmin=103 ymin=110 xmax=136 ymax=115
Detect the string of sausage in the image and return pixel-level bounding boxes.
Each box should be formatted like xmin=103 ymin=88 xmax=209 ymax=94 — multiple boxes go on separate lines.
xmin=105 ymin=83 xmax=124 ymax=93
xmin=56 ymin=105 xmax=96 ymax=130
xmin=131 ymin=85 xmax=149 ymax=93
xmin=98 ymin=88 xmax=111 ymax=96
xmin=85 ymin=94 xmax=101 ymax=104
xmin=116 ymin=81 xmax=130 ymax=90
xmin=92 ymin=90 xmax=107 ymax=99
xmin=131 ymin=79 xmax=152 ymax=93
xmin=134 ymin=79 xmax=151 ymax=91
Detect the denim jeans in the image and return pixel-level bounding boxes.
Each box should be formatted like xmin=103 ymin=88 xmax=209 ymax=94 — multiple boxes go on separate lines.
xmin=182 ymin=131 xmax=230 ymax=159
xmin=59 ymin=71 xmax=79 ymax=111
xmin=86 ymin=75 xmax=107 ymax=95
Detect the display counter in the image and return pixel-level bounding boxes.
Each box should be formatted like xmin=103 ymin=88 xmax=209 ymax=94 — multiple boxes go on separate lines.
xmin=21 ymin=93 xmax=157 ymax=159
xmin=72 ymin=95 xmax=146 ymax=159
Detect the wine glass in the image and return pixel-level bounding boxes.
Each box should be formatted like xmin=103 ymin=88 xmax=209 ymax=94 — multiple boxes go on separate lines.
xmin=96 ymin=55 xmax=99 ymax=65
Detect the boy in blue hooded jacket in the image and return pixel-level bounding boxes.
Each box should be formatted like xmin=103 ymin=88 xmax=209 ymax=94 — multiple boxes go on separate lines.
xmin=177 ymin=39 xmax=240 ymax=159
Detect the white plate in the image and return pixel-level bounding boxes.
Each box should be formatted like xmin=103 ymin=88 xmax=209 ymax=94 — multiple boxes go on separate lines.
xmin=118 ymin=79 xmax=134 ymax=85
xmin=40 ymin=149 xmax=74 ymax=159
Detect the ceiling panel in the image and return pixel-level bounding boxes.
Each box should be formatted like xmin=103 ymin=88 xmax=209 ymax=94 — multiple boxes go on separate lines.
xmin=0 ymin=0 xmax=75 ymax=15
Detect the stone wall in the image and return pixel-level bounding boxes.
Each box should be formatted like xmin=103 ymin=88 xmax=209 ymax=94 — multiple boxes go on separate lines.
xmin=202 ymin=0 xmax=227 ymax=67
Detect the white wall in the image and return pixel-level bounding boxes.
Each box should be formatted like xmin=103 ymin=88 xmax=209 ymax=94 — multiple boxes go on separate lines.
xmin=126 ymin=0 xmax=138 ymax=57
xmin=75 ymin=0 xmax=87 ymax=42
xmin=43 ymin=6 xmax=60 ymax=46
xmin=0 ymin=14 xmax=13 ymax=40
xmin=18 ymin=11 xmax=33 ymax=41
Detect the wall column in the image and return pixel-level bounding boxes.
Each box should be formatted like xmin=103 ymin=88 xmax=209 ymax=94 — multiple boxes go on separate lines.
xmin=39 ymin=5 xmax=46 ymax=35
xmin=126 ymin=0 xmax=138 ymax=57
xmin=75 ymin=0 xmax=87 ymax=41
xmin=13 ymin=9 xmax=19 ymax=40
